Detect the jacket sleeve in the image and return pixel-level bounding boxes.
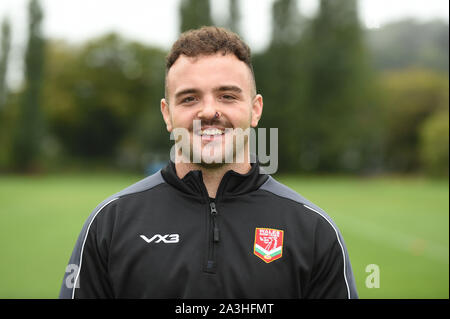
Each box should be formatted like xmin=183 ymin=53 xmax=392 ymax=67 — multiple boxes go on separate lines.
xmin=305 ymin=216 xmax=358 ymax=299
xmin=59 ymin=198 xmax=118 ymax=299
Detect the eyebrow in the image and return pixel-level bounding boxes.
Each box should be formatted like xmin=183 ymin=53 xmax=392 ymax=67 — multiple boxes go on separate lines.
xmin=214 ymin=85 xmax=243 ymax=94
xmin=174 ymin=88 xmax=200 ymax=100
xmin=174 ymin=85 xmax=243 ymax=101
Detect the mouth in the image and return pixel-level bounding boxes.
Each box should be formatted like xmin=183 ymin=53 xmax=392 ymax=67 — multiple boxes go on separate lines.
xmin=194 ymin=127 xmax=227 ymax=142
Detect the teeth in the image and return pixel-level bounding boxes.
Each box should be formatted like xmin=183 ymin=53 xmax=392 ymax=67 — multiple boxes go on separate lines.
xmin=200 ymin=128 xmax=224 ymax=136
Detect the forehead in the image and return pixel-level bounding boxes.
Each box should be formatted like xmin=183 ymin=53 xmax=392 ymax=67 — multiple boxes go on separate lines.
xmin=166 ymin=53 xmax=253 ymax=97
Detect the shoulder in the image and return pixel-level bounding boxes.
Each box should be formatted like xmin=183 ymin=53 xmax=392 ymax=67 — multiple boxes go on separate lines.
xmin=82 ymin=170 xmax=167 ymax=228
xmin=259 ymin=176 xmax=357 ymax=299
xmin=60 ymin=170 xmax=167 ymax=298
xmin=258 ymin=175 xmax=338 ymax=229
xmin=67 ymin=170 xmax=167 ymax=268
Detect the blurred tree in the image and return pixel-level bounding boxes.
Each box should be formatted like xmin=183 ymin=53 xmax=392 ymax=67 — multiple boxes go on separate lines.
xmin=0 ymin=17 xmax=11 ymax=110
xmin=0 ymin=17 xmax=13 ymax=170
xmin=297 ymin=0 xmax=377 ymax=172
xmin=367 ymin=19 xmax=449 ymax=73
xmin=227 ymin=0 xmax=241 ymax=34
xmin=379 ymin=69 xmax=449 ymax=173
xmin=419 ymin=107 xmax=449 ymax=177
xmin=43 ymin=34 xmax=167 ymax=169
xmin=270 ymin=0 xmax=303 ymax=45
xmin=0 ymin=92 xmax=20 ymax=171
xmin=254 ymin=0 xmax=306 ymax=173
xmin=180 ymin=0 xmax=213 ymax=33
xmin=11 ymin=0 xmax=45 ymax=172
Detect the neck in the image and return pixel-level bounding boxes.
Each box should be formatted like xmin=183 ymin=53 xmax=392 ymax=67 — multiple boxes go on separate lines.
xmin=175 ymin=160 xmax=251 ymax=198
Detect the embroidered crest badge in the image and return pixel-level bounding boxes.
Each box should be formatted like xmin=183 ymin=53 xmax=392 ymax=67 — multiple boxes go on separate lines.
xmin=253 ymin=228 xmax=284 ymax=263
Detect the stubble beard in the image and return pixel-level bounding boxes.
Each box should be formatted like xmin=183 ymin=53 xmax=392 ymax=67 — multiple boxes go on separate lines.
xmin=174 ymin=128 xmax=250 ymax=169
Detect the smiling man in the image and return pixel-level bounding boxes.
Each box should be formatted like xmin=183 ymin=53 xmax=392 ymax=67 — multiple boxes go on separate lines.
xmin=161 ymin=33 xmax=263 ymax=197
xmin=59 ymin=26 xmax=358 ymax=299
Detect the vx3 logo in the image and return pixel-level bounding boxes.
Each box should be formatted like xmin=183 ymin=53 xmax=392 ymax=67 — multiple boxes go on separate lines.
xmin=140 ymin=234 xmax=180 ymax=244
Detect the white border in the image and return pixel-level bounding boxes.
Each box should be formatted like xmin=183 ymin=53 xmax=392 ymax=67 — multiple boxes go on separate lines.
xmin=71 ymin=197 xmax=119 ymax=299
xmin=303 ymin=204 xmax=351 ymax=299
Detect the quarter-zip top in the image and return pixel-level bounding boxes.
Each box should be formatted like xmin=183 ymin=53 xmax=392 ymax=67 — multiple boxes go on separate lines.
xmin=59 ymin=158 xmax=358 ymax=299
xmin=160 ymin=161 xmax=268 ymax=275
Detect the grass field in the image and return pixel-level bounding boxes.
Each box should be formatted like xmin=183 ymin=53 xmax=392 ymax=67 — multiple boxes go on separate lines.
xmin=0 ymin=172 xmax=448 ymax=298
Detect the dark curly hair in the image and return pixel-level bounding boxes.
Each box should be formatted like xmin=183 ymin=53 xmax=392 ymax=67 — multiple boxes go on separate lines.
xmin=165 ymin=26 xmax=256 ymax=100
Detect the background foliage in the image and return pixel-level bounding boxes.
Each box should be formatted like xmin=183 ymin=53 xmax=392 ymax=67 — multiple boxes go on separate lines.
xmin=0 ymin=0 xmax=448 ymax=176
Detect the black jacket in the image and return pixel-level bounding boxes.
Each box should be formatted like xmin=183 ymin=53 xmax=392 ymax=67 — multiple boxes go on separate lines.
xmin=59 ymin=160 xmax=358 ymax=299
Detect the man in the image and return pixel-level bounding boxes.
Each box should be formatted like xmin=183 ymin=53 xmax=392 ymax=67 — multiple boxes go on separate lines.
xmin=59 ymin=26 xmax=358 ymax=299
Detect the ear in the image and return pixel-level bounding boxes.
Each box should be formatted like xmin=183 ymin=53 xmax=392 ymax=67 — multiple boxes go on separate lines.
xmin=160 ymin=98 xmax=173 ymax=132
xmin=250 ymin=94 xmax=263 ymax=127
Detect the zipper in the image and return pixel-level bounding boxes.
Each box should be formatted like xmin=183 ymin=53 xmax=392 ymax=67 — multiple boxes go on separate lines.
xmin=206 ymin=201 xmax=220 ymax=273
xmin=210 ymin=202 xmax=220 ymax=243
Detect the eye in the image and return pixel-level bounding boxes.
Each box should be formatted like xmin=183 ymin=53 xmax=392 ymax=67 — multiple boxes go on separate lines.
xmin=220 ymin=94 xmax=237 ymax=101
xmin=181 ymin=96 xmax=197 ymax=104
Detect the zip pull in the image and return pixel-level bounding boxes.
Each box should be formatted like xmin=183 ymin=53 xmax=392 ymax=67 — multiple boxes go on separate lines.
xmin=210 ymin=202 xmax=220 ymax=243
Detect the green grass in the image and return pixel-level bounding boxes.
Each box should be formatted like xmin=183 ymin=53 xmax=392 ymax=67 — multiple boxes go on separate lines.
xmin=277 ymin=175 xmax=449 ymax=298
xmin=0 ymin=173 xmax=448 ymax=298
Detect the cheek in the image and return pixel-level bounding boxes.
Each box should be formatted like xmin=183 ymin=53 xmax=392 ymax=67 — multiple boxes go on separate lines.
xmin=225 ymin=105 xmax=253 ymax=127
xmin=171 ymin=109 xmax=196 ymax=128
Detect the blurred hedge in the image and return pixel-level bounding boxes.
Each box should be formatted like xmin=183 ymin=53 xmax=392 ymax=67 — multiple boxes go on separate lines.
xmin=419 ymin=108 xmax=449 ymax=177
xmin=378 ymin=69 xmax=449 ymax=174
xmin=0 ymin=0 xmax=448 ymax=177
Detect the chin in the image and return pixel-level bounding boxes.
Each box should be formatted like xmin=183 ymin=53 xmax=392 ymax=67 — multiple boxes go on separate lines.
xmin=197 ymin=161 xmax=226 ymax=169
xmin=198 ymin=149 xmax=228 ymax=166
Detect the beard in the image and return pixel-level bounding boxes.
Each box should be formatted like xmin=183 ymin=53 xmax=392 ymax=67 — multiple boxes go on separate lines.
xmin=172 ymin=120 xmax=251 ymax=167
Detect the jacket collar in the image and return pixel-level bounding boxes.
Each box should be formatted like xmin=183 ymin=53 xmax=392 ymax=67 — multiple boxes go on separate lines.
xmin=160 ymin=156 xmax=269 ymax=201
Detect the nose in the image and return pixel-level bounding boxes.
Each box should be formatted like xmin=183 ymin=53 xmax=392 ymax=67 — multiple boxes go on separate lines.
xmin=197 ymin=95 xmax=218 ymax=121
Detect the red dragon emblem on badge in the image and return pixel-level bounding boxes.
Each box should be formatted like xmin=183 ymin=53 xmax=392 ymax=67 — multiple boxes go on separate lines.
xmin=254 ymin=228 xmax=284 ymax=263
